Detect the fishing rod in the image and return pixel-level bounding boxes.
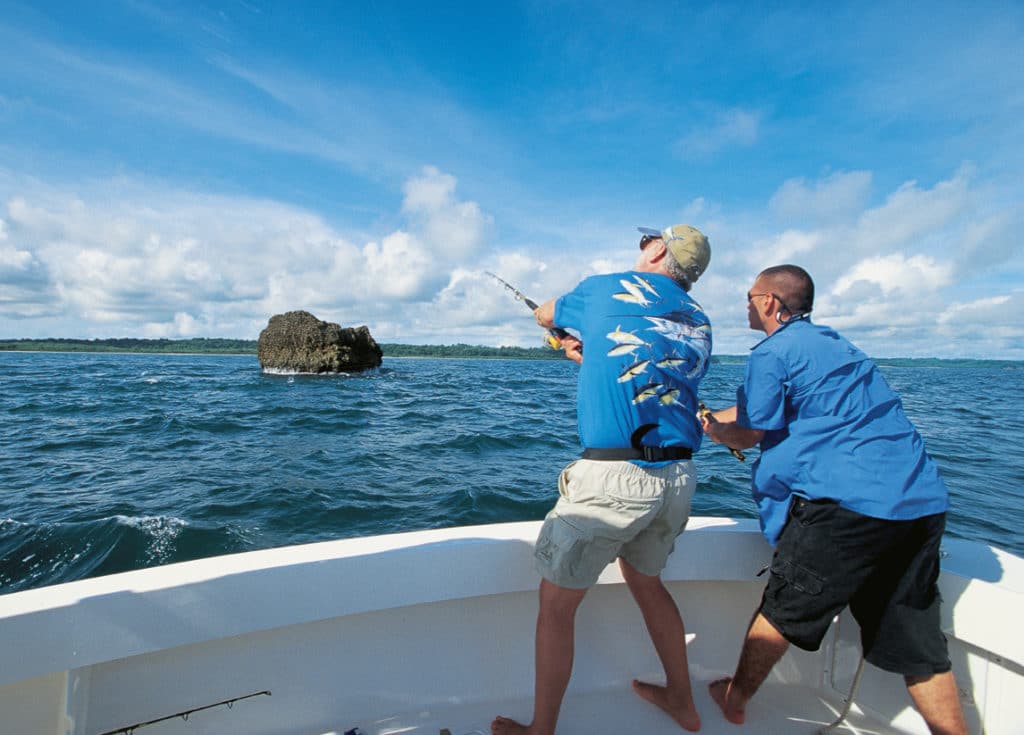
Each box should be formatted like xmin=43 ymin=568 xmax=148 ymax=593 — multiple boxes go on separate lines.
xmin=485 ymin=272 xmax=577 ymax=351
xmin=698 ymin=401 xmax=746 ymax=462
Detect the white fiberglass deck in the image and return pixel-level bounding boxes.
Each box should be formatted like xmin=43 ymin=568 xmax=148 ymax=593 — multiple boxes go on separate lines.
xmin=2 ymin=519 xmax=1021 ymax=734
xmin=341 ymin=681 xmax=901 ymax=735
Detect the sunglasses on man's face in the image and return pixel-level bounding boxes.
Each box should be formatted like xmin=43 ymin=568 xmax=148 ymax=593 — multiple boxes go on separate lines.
xmin=639 ymin=235 xmax=659 ymax=250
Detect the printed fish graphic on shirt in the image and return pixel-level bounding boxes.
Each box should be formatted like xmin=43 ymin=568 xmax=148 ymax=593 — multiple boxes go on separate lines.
xmin=684 ymin=299 xmax=706 ymax=316
xmin=662 ymin=304 xmax=708 ymax=323
xmin=655 ymin=355 xmax=688 ymax=370
xmin=659 ymin=387 xmax=681 ymax=405
xmin=607 ymin=343 xmax=641 ymax=357
xmin=618 ymin=280 xmax=651 ymax=307
xmin=644 ymin=317 xmax=711 ymax=346
xmin=617 ymin=359 xmax=651 ymax=383
xmin=632 ymin=275 xmax=659 ymax=298
xmin=612 ymin=278 xmax=652 ymax=306
xmin=632 ymin=382 xmax=663 ymax=404
xmin=606 ymin=325 xmax=645 ymax=346
xmin=644 ymin=317 xmax=711 ymax=377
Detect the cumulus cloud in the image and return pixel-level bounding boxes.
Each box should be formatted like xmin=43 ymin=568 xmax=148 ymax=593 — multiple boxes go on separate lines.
xmin=675 ymin=166 xmax=1022 ymax=358
xmin=400 ymin=165 xmax=490 ymax=262
xmin=0 ymin=166 xmax=491 ymax=339
xmin=674 ymin=108 xmax=761 ymax=160
xmin=752 ymin=229 xmax=824 ymax=262
xmin=769 ymin=171 xmax=873 ymax=224
xmin=1 ymin=161 xmax=1020 ymax=358
xmin=852 ymin=170 xmax=972 ymax=253
xmin=938 ymin=294 xmax=1011 ymax=325
xmin=362 ymin=231 xmax=436 ymax=300
xmin=0 ymin=220 xmax=34 ymax=270
xmin=832 ymin=253 xmax=954 ymax=298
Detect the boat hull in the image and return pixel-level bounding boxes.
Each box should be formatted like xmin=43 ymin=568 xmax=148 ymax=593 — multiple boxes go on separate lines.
xmin=1 ymin=518 xmax=1020 ymax=734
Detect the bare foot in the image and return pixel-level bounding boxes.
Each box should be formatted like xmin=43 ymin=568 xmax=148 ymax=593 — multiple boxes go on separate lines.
xmin=708 ymin=677 xmax=745 ymax=725
xmin=491 ymin=715 xmax=532 ymax=735
xmin=632 ymin=680 xmax=701 ymax=732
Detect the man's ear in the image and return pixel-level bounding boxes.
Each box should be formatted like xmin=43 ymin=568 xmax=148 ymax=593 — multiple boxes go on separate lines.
xmin=647 ymin=240 xmax=668 ymax=263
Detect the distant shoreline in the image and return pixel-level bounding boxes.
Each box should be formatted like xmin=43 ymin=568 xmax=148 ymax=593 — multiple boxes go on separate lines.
xmin=0 ymin=338 xmax=567 ymax=361
xmin=0 ymin=338 xmax=1019 ymax=367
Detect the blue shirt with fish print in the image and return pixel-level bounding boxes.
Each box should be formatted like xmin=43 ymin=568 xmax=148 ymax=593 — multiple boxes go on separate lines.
xmin=737 ymin=318 xmax=949 ymax=546
xmin=554 ymin=271 xmax=711 ymax=455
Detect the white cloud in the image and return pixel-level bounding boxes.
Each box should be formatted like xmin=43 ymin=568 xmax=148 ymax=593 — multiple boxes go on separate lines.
xmin=1 ymin=161 xmax=1020 ymax=358
xmin=753 ymin=229 xmax=824 ymax=262
xmin=362 ymin=231 xmax=436 ymax=300
xmin=143 ymin=311 xmax=204 ymax=339
xmin=674 ymin=108 xmax=761 ymax=160
xmin=0 ymin=167 xmax=492 ymax=338
xmin=769 ymin=171 xmax=873 ymax=224
xmin=937 ymin=293 xmax=1023 ymax=332
xmin=852 ymin=168 xmax=972 ymax=254
xmin=0 ymin=241 xmax=33 ymax=270
xmin=401 ymin=166 xmax=490 ymax=261
xmin=674 ymin=167 xmax=1022 ymax=358
xmin=832 ymin=253 xmax=954 ymax=299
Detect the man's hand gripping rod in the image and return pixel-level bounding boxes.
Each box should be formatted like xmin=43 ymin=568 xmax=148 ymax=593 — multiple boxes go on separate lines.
xmin=698 ymin=401 xmax=745 ymax=462
xmin=486 ymin=272 xmax=577 ymax=351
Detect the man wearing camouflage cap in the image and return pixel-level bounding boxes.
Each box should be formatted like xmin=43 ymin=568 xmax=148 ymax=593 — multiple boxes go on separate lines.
xmin=493 ymin=225 xmax=713 ymax=735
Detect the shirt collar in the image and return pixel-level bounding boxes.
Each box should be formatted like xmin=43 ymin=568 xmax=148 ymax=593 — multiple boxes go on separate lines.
xmin=749 ymin=313 xmax=811 ymax=351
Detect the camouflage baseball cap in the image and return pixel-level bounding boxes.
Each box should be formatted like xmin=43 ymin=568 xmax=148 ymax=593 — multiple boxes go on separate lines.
xmin=637 ymin=224 xmax=711 ymax=286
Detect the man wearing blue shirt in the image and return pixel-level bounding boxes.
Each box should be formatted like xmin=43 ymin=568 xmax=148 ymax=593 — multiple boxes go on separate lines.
xmin=703 ymin=265 xmax=966 ymax=734
xmin=493 ymin=225 xmax=712 ymax=735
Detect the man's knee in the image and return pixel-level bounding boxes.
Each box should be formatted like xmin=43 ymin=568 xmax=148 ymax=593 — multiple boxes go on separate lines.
xmin=539 ymin=578 xmax=588 ymax=618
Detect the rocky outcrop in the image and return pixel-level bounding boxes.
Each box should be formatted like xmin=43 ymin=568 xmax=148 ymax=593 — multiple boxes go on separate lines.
xmin=257 ymin=311 xmax=382 ymax=373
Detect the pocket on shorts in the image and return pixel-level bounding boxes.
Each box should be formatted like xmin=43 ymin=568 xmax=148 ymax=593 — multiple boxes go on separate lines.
xmin=534 ymin=515 xmax=586 ymax=580
xmin=602 ymin=463 xmax=667 ymax=506
xmin=771 ymin=558 xmax=824 ymax=596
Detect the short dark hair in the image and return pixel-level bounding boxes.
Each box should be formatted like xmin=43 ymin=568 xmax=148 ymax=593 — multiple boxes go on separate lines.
xmin=759 ymin=264 xmax=814 ymax=315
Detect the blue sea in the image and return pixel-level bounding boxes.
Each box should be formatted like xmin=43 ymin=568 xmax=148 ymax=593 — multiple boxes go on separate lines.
xmin=1 ymin=352 xmax=1022 ymax=595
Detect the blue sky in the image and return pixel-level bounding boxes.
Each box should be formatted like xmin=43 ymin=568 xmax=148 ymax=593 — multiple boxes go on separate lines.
xmin=1 ymin=1 xmax=1021 ymax=358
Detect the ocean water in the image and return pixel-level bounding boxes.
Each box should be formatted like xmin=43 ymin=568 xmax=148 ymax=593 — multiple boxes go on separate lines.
xmin=1 ymin=352 xmax=1022 ymax=595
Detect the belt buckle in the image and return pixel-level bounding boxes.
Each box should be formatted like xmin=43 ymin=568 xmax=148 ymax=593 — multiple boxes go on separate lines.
xmin=641 ymin=446 xmax=659 ymax=461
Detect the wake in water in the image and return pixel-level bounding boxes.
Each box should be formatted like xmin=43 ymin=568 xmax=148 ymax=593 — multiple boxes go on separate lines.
xmin=0 ymin=515 xmax=254 ymax=593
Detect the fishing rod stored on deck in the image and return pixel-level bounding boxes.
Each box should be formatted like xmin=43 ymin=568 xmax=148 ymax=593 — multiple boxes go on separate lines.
xmin=486 ymin=272 xmax=577 ymax=351
xmin=98 ymin=690 xmax=271 ymax=735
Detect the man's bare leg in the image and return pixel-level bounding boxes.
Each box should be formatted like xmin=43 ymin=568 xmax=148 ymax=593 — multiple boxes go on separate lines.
xmin=620 ymin=559 xmax=701 ymax=731
xmin=492 ymin=579 xmax=588 ymax=735
xmin=905 ymin=671 xmax=968 ymax=735
xmin=709 ymin=611 xmax=789 ymax=725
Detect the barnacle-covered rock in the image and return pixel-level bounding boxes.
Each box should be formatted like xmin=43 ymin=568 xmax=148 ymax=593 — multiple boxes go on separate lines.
xmin=257 ymin=311 xmax=382 ymax=373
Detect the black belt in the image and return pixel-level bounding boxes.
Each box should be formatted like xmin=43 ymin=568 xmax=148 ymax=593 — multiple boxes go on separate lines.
xmin=581 ymin=446 xmax=692 ymax=462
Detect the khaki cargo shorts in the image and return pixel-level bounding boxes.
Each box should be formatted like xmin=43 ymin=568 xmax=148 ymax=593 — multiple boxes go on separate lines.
xmin=534 ymin=458 xmax=697 ymax=589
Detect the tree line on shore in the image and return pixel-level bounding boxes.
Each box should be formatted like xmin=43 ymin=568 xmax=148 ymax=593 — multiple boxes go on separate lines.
xmin=2 ymin=338 xmax=1012 ymax=368
xmin=0 ymin=337 xmax=564 ymax=360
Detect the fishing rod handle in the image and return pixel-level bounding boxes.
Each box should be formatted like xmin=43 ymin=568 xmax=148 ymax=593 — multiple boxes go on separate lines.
xmin=697 ymin=402 xmax=746 ymax=462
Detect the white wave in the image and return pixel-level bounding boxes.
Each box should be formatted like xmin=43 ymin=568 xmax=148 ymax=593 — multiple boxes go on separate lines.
xmin=261 ymin=366 xmax=382 ymax=377
xmin=112 ymin=514 xmax=188 ymax=532
xmin=113 ymin=515 xmax=188 ymax=563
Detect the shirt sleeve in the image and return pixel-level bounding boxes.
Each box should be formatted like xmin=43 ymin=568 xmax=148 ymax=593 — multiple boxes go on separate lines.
xmin=739 ymin=349 xmax=789 ymax=430
xmin=553 ymin=279 xmax=588 ymax=331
